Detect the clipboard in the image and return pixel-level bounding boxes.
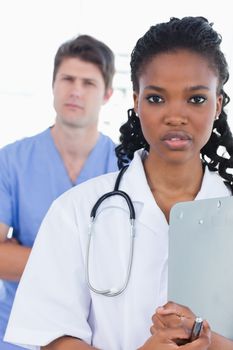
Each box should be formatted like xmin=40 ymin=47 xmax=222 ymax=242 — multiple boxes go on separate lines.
xmin=168 ymin=196 xmax=233 ymax=339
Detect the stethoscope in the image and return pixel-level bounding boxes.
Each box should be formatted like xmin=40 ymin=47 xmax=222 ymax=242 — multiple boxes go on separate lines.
xmin=85 ymin=165 xmax=136 ymax=297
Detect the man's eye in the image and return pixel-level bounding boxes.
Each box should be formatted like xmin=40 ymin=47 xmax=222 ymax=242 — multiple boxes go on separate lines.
xmin=85 ymin=80 xmax=95 ymax=86
xmin=63 ymin=76 xmax=73 ymax=81
xmin=189 ymin=96 xmax=206 ymax=104
xmin=147 ymin=95 xmax=164 ymax=103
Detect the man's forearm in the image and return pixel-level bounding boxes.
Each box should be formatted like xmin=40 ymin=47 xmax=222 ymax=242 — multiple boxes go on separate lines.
xmin=42 ymin=336 xmax=100 ymax=350
xmin=0 ymin=242 xmax=31 ymax=280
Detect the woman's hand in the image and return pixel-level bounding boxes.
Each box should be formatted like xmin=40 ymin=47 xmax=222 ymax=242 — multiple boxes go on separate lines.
xmin=153 ymin=301 xmax=196 ymax=343
xmin=138 ymin=321 xmax=211 ymax=350
xmin=151 ymin=301 xmax=233 ymax=350
xmin=154 ymin=301 xmax=196 ymax=326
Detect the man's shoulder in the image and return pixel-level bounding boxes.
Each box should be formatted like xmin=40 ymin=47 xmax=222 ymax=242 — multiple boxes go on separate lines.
xmin=0 ymin=129 xmax=50 ymax=156
xmin=61 ymin=170 xmax=119 ymax=203
xmin=99 ymin=132 xmax=117 ymax=148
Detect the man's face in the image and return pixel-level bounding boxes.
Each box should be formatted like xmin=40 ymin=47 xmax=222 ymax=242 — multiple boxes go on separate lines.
xmin=53 ymin=57 xmax=112 ymax=129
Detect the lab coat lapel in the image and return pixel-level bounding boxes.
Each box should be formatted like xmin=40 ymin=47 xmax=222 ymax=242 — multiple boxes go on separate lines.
xmin=120 ymin=150 xmax=168 ymax=233
xmin=195 ymin=166 xmax=231 ymax=199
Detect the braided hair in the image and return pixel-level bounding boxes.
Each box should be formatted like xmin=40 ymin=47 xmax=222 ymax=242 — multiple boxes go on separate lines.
xmin=116 ymin=16 xmax=233 ymax=189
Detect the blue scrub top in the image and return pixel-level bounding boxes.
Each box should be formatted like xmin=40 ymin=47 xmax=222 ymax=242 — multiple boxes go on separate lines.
xmin=0 ymin=128 xmax=118 ymax=349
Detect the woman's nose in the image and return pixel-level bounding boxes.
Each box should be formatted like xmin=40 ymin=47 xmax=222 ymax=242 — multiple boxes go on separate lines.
xmin=164 ymin=102 xmax=188 ymax=125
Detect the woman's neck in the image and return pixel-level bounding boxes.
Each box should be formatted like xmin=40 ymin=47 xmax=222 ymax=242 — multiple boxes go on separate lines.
xmin=143 ymin=155 xmax=204 ymax=222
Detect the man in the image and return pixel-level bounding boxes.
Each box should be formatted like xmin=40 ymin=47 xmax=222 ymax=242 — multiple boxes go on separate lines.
xmin=0 ymin=34 xmax=118 ymax=350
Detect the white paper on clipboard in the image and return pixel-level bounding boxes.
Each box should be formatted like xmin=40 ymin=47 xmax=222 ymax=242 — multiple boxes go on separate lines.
xmin=168 ymin=196 xmax=233 ymax=339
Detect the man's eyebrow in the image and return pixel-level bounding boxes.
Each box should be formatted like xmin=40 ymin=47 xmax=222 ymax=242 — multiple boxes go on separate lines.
xmin=59 ymin=73 xmax=74 ymax=78
xmin=59 ymin=74 xmax=97 ymax=82
xmin=83 ymin=77 xmax=96 ymax=82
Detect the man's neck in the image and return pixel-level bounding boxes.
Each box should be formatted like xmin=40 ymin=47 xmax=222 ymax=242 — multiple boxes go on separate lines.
xmin=50 ymin=123 xmax=99 ymax=183
xmin=51 ymin=123 xmax=99 ymax=159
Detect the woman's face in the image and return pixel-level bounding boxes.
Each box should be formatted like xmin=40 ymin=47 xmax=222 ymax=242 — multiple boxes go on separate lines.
xmin=133 ymin=49 xmax=223 ymax=165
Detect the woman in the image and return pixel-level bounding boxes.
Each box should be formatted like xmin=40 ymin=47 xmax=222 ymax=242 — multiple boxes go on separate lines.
xmin=4 ymin=16 xmax=233 ymax=349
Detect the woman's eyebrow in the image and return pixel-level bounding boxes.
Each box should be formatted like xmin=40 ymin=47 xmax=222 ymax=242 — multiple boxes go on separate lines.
xmin=144 ymin=85 xmax=210 ymax=92
xmin=188 ymin=85 xmax=210 ymax=91
xmin=144 ymin=85 xmax=165 ymax=92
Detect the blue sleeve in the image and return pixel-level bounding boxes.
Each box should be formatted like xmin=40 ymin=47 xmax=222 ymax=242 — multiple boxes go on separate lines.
xmin=0 ymin=148 xmax=13 ymax=226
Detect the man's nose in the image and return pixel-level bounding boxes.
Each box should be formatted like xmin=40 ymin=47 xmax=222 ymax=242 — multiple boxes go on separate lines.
xmin=70 ymin=81 xmax=83 ymax=97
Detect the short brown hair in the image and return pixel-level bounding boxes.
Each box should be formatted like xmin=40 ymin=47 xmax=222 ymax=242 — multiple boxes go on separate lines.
xmin=52 ymin=34 xmax=115 ymax=90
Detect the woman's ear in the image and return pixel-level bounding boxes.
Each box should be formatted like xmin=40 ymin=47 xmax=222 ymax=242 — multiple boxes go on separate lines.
xmin=133 ymin=92 xmax=139 ymax=115
xmin=215 ymin=94 xmax=223 ymax=119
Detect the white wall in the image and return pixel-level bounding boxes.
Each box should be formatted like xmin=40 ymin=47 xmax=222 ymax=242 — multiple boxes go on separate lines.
xmin=0 ymin=0 xmax=232 ymax=146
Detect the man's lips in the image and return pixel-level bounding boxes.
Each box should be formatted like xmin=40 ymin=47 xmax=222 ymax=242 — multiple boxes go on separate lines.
xmin=65 ymin=103 xmax=84 ymax=109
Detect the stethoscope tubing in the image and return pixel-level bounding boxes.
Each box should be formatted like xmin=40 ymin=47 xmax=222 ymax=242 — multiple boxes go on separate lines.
xmin=85 ymin=165 xmax=136 ymax=297
xmin=86 ymin=217 xmax=135 ymax=297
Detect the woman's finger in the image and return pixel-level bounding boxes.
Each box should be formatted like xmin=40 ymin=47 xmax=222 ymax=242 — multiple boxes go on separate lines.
xmin=157 ymin=301 xmax=195 ymax=319
xmin=181 ymin=320 xmax=211 ymax=349
xmin=152 ymin=313 xmax=166 ymax=328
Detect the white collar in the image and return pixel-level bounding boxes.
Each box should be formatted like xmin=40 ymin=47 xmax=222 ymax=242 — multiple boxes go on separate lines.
xmin=196 ymin=166 xmax=231 ymax=200
xmin=119 ymin=150 xmax=231 ymax=231
xmin=122 ymin=149 xmax=231 ymax=201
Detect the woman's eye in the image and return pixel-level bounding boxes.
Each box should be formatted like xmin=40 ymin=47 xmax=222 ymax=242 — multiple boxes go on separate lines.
xmin=189 ymin=96 xmax=206 ymax=104
xmin=147 ymin=95 xmax=164 ymax=104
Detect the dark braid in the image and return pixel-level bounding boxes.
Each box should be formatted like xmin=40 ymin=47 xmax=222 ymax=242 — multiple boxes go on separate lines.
xmin=201 ymin=90 xmax=233 ymax=184
xmin=116 ymin=108 xmax=148 ymax=166
xmin=115 ymin=16 xmax=233 ymax=191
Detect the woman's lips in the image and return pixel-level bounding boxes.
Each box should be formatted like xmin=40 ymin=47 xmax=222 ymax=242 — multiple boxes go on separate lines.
xmin=161 ymin=131 xmax=192 ymax=150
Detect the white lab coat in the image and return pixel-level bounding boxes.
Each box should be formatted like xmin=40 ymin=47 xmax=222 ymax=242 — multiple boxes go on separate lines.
xmin=4 ymin=150 xmax=231 ymax=350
